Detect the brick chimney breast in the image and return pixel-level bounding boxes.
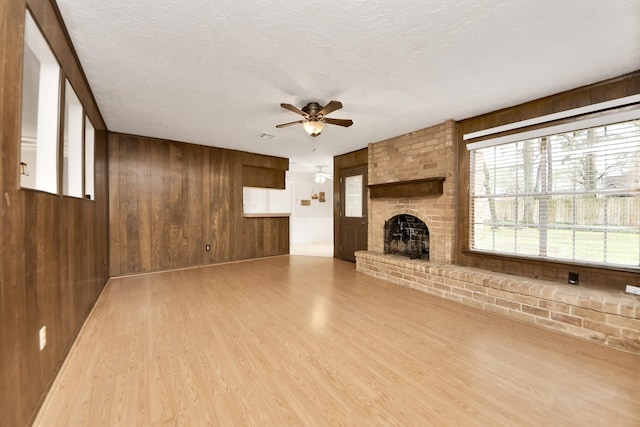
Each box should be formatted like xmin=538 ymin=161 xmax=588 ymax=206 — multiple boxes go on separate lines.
xmin=368 ymin=120 xmax=457 ymax=264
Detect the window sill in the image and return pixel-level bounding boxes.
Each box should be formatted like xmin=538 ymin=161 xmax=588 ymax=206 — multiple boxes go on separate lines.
xmin=461 ymin=249 xmax=640 ymax=274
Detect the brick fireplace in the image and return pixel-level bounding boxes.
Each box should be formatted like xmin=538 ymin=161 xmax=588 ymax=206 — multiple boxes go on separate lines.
xmin=356 ymin=119 xmax=640 ymax=354
xmin=367 ymin=120 xmax=457 ymax=264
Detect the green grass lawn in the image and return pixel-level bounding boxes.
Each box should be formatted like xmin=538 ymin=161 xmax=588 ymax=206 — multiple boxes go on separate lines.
xmin=473 ymin=225 xmax=640 ymax=267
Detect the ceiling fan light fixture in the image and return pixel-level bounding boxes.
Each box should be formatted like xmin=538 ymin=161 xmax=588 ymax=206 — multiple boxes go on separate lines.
xmin=276 ymin=101 xmax=351 ymax=137
xmin=314 ymin=174 xmax=327 ymax=184
xmin=302 ymin=119 xmax=324 ymax=136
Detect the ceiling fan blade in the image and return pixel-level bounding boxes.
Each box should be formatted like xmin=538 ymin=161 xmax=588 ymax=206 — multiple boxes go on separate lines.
xmin=280 ymin=103 xmax=307 ymax=117
xmin=324 ymin=117 xmax=353 ymax=127
xmin=318 ymin=100 xmax=343 ymax=117
xmin=275 ymin=120 xmax=304 ymax=128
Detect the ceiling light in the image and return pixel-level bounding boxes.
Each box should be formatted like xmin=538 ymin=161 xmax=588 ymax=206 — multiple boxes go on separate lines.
xmin=302 ymin=120 xmax=324 ymax=137
xmin=314 ymin=175 xmax=326 ymax=184
xmin=313 ymin=166 xmax=331 ymax=184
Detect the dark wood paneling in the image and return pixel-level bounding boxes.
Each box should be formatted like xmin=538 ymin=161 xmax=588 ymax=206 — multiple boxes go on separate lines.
xmin=333 ymin=148 xmax=368 ymax=258
xmin=0 ymin=1 xmax=110 ymax=425
xmin=242 ymin=165 xmax=286 ymax=189
xmin=108 ymin=134 xmax=290 ymax=276
xmin=456 ymin=71 xmax=640 ymax=291
xmin=458 ymin=71 xmax=640 ymax=137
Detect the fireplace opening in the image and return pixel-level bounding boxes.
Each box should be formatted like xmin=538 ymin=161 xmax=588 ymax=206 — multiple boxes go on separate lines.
xmin=384 ymin=214 xmax=429 ymax=260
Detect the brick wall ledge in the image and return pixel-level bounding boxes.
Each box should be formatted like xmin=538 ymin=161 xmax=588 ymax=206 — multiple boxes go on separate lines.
xmin=355 ymin=251 xmax=640 ymax=354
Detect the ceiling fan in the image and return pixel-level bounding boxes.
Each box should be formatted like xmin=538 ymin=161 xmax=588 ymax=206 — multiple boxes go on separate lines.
xmin=313 ymin=166 xmax=333 ymax=184
xmin=276 ymin=100 xmax=353 ymax=137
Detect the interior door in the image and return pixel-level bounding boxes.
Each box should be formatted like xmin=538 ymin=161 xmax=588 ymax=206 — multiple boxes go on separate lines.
xmin=339 ymin=165 xmax=368 ymax=262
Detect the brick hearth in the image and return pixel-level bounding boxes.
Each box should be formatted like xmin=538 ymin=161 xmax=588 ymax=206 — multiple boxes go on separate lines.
xmin=356 ymin=251 xmax=640 ymax=354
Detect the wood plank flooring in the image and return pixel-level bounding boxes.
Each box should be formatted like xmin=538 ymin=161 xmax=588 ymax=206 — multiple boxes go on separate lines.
xmin=35 ymin=256 xmax=640 ymax=426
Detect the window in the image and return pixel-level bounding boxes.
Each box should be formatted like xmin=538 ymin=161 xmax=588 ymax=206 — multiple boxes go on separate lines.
xmin=469 ymin=112 xmax=640 ymax=269
xmin=62 ymin=80 xmax=83 ymax=197
xmin=20 ymin=11 xmax=61 ymax=194
xmin=84 ymin=117 xmax=95 ymax=200
xmin=344 ymin=174 xmax=363 ymax=217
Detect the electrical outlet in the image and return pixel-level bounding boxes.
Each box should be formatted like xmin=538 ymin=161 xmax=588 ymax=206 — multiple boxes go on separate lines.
xmin=568 ymin=272 xmax=579 ymax=285
xmin=205 ymin=244 xmax=211 ymax=251
xmin=626 ymin=285 xmax=640 ymax=296
xmin=39 ymin=326 xmax=47 ymax=351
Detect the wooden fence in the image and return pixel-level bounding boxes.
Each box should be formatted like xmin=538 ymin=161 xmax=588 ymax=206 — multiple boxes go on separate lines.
xmin=488 ymin=196 xmax=640 ymax=227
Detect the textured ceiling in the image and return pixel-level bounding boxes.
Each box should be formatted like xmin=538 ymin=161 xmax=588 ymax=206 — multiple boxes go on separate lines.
xmin=55 ymin=0 xmax=640 ymax=173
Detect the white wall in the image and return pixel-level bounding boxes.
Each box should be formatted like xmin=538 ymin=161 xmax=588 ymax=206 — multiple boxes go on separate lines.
xmin=287 ymin=171 xmax=333 ymax=245
xmin=19 ymin=145 xmax=37 ymax=189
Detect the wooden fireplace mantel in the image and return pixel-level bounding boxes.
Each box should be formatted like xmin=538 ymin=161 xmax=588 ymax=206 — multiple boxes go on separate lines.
xmin=368 ymin=177 xmax=445 ymax=199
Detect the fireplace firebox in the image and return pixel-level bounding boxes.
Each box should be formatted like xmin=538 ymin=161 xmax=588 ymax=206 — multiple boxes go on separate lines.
xmin=384 ymin=214 xmax=429 ymax=260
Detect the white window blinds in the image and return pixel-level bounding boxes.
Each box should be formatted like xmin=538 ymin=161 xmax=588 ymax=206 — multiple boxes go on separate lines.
xmin=469 ymin=117 xmax=640 ymax=268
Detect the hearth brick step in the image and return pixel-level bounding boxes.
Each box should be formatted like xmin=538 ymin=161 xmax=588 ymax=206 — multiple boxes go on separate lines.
xmin=355 ymin=250 xmax=640 ymax=354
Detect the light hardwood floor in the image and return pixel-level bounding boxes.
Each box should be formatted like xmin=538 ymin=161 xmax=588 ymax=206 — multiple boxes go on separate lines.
xmin=289 ymin=241 xmax=334 ymax=257
xmin=35 ymin=256 xmax=640 ymax=426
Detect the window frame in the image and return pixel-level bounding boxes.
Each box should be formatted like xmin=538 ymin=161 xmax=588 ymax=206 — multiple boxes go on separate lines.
xmin=468 ymin=120 xmax=640 ymax=270
xmin=84 ymin=116 xmax=96 ymax=201
xmin=19 ymin=9 xmax=99 ymax=202
xmin=62 ymin=79 xmax=85 ymax=198
xmin=466 ymin=107 xmax=640 ymax=271
xmin=19 ymin=10 xmax=62 ymax=195
xmin=457 ymin=80 xmax=640 ymax=291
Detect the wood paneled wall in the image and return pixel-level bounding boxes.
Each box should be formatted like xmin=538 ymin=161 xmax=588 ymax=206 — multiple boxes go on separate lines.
xmin=242 ymin=165 xmax=286 ymax=189
xmin=456 ymin=71 xmax=640 ymax=290
xmin=0 ymin=1 xmax=110 ymax=425
xmin=333 ymin=148 xmax=368 ymax=258
xmin=108 ymin=133 xmax=289 ymax=276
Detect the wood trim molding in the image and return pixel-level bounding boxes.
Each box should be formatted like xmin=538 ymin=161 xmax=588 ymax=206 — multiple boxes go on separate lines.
xmin=368 ymin=177 xmax=445 ymax=199
xmin=243 ymin=213 xmax=290 ymax=218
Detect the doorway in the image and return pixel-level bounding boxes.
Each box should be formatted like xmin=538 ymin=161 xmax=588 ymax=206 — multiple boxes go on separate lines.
xmin=339 ymin=165 xmax=368 ymax=262
xmin=287 ymin=173 xmax=334 ymax=257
